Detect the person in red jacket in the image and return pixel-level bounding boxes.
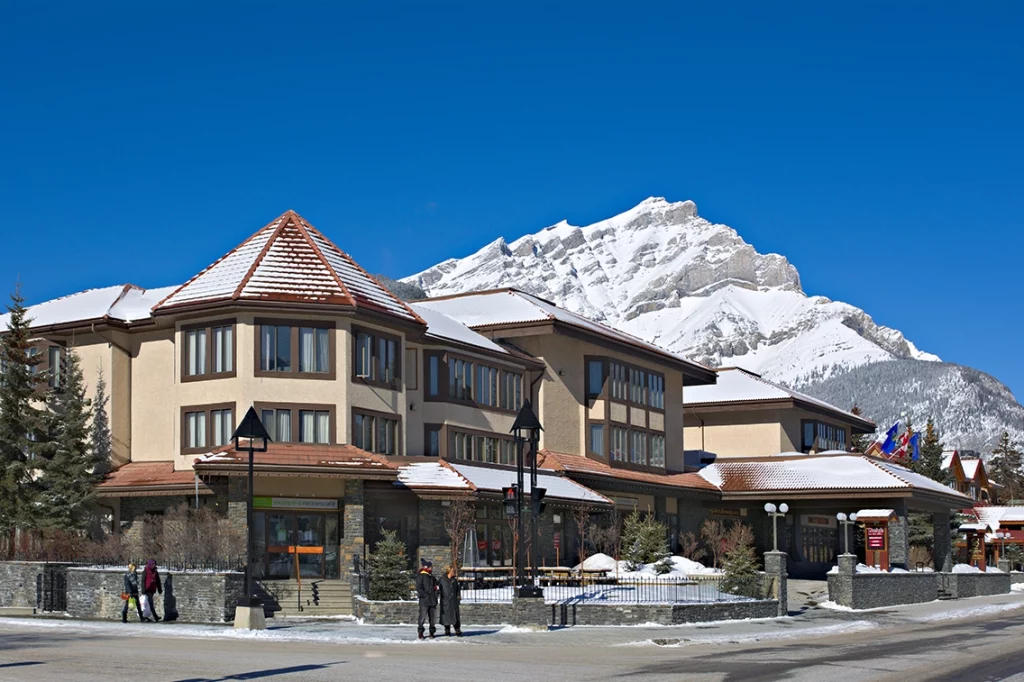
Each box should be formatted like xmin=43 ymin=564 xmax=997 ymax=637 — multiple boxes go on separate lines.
xmin=142 ymin=559 xmax=163 ymax=622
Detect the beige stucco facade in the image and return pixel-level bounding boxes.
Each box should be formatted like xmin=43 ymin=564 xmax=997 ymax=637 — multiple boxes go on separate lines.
xmin=684 ymin=407 xmax=854 ymax=459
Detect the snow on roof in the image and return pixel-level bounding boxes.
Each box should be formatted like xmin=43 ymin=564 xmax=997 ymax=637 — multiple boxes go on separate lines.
xmin=855 ymin=509 xmax=895 ymax=519
xmin=0 ymin=284 xmax=179 ymax=330
xmin=960 ymin=459 xmax=982 ymax=480
xmin=416 ymin=289 xmax=712 ymax=377
xmin=396 ymin=462 xmax=471 ymax=489
xmin=155 ymin=210 xmax=422 ymax=324
xmin=450 ymin=462 xmax=611 ymax=505
xmin=941 ymin=451 xmax=958 ymax=471
xmin=698 ymin=455 xmax=970 ymax=502
xmin=409 ymin=304 xmax=509 ymax=355
xmin=974 ymin=506 xmax=1024 ymax=527
xmin=684 ymin=368 xmax=871 ymax=426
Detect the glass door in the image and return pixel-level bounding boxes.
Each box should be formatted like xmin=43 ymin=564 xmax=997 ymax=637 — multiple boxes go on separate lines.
xmin=267 ymin=513 xmax=294 ymax=578
xmin=295 ymin=513 xmax=325 ymax=578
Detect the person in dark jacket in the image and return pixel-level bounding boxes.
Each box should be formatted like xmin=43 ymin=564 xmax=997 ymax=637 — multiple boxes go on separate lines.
xmin=415 ymin=559 xmax=439 ymax=639
xmin=122 ymin=563 xmax=144 ymax=623
xmin=438 ymin=564 xmax=462 ymax=637
xmin=142 ymin=559 xmax=162 ymax=622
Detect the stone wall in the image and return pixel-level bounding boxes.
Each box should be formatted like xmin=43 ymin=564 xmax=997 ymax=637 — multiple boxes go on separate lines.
xmin=65 ymin=567 xmax=243 ymax=623
xmin=1012 ymin=572 xmax=1024 ymax=585
xmin=828 ymin=566 xmax=1012 ymax=609
xmin=355 ymin=597 xmax=779 ymax=627
xmin=947 ymin=573 xmax=1012 ymax=599
xmin=0 ymin=562 xmax=50 ymax=609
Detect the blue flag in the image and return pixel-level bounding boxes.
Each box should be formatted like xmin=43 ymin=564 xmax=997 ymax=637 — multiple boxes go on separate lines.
xmin=909 ymin=433 xmax=921 ymax=461
xmin=881 ymin=422 xmax=899 ymax=454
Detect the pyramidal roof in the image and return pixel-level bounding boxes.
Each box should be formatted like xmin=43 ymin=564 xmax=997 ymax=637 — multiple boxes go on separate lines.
xmin=155 ymin=210 xmax=423 ymax=324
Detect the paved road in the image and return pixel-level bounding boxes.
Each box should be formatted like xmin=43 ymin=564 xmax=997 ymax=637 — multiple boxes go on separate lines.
xmin=3 ymin=599 xmax=1024 ymax=682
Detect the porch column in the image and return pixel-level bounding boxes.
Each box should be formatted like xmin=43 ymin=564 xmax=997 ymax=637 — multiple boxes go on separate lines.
xmin=888 ymin=503 xmax=911 ymax=568
xmin=226 ymin=476 xmax=248 ymax=537
xmin=932 ymin=511 xmax=952 ymax=573
xmin=763 ymin=551 xmax=788 ymax=617
xmin=339 ymin=479 xmax=365 ymax=589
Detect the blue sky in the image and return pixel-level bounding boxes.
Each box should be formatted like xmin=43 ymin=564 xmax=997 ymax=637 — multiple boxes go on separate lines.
xmin=1 ymin=3 xmax=1021 ymax=396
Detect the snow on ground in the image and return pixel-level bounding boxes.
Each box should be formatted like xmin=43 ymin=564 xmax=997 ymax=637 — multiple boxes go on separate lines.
xmin=623 ymin=620 xmax=879 ymax=648
xmin=1011 ymin=583 xmax=1024 ymax=592
xmin=910 ymin=600 xmax=1024 ymax=622
xmin=951 ymin=563 xmax=1003 ymax=574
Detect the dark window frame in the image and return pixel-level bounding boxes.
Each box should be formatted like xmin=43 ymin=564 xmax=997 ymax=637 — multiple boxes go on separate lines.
xmin=800 ymin=419 xmax=848 ymax=453
xmin=254 ymin=401 xmax=336 ymax=445
xmin=424 ymin=423 xmax=443 ymax=457
xmin=423 ymin=349 xmax=523 ymax=415
xmin=352 ymin=407 xmax=402 ymax=455
xmin=181 ymin=402 xmax=237 ymax=455
xmin=587 ymin=355 xmax=665 ymax=412
xmin=254 ymin=318 xmax=336 ymax=380
xmin=352 ymin=326 xmax=402 ymax=390
xmin=181 ymin=319 xmax=238 ymax=383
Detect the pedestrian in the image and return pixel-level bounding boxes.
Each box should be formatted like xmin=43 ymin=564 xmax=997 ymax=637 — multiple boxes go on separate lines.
xmin=121 ymin=563 xmax=144 ymax=623
xmin=142 ymin=559 xmax=162 ymax=622
xmin=438 ymin=564 xmax=462 ymax=637
xmin=415 ymin=558 xmax=439 ymax=639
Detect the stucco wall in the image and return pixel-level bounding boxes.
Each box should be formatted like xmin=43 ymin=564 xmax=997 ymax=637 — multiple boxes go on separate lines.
xmin=684 ymin=410 xmax=783 ymax=458
xmin=779 ymin=408 xmax=852 ymax=454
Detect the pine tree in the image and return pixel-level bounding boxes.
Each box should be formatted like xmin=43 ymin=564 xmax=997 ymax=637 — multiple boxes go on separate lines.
xmin=912 ymin=417 xmax=947 ymax=483
xmin=36 ymin=347 xmax=96 ymax=531
xmin=89 ymin=367 xmax=112 ymax=476
xmin=368 ymin=530 xmax=412 ymax=600
xmin=720 ymin=523 xmax=760 ymax=597
xmin=0 ymin=284 xmax=44 ymax=536
xmin=989 ymin=431 xmax=1023 ymax=503
xmin=621 ymin=511 xmax=670 ymax=571
xmin=849 ymin=404 xmax=871 ymax=453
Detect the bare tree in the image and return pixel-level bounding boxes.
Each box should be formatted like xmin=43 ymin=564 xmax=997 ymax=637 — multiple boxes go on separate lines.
xmin=572 ymin=505 xmax=593 ymax=567
xmin=443 ymin=498 xmax=475 ymax=575
xmin=700 ymin=519 xmax=729 ymax=569
xmin=678 ymin=531 xmax=706 ymax=563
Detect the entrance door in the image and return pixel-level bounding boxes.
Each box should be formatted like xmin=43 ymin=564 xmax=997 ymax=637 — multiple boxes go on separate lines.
xmin=263 ymin=512 xmax=327 ymax=579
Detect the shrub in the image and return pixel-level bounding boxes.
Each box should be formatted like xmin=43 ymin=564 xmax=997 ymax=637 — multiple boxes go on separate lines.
xmin=621 ymin=511 xmax=669 ymax=571
xmin=368 ymin=530 xmax=411 ymax=601
xmin=678 ymin=531 xmax=707 ymax=564
xmin=720 ymin=523 xmax=761 ymax=598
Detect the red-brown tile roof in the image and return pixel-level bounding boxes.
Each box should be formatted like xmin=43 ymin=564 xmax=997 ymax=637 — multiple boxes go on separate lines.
xmin=98 ymin=462 xmax=201 ymax=490
xmin=154 ymin=210 xmax=425 ymax=325
xmin=538 ymin=450 xmax=720 ymax=492
xmin=193 ymin=442 xmax=397 ymax=476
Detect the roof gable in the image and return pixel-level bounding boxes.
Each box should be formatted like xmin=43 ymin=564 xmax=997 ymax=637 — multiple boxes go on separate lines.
xmin=155 ymin=210 xmax=423 ymax=324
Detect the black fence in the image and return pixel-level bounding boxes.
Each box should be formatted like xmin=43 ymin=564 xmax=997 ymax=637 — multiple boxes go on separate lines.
xmin=48 ymin=556 xmax=245 ymax=573
xmin=36 ymin=570 xmax=67 ymax=613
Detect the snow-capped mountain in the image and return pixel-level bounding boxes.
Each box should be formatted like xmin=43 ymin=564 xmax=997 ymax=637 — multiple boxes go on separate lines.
xmin=404 ymin=197 xmax=1022 ymax=451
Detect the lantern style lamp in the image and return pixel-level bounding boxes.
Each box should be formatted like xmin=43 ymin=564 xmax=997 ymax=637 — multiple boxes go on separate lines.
xmin=510 ymin=400 xmax=543 ymax=598
xmin=231 ymin=407 xmax=271 ymax=629
xmin=764 ymin=502 xmax=790 ymax=552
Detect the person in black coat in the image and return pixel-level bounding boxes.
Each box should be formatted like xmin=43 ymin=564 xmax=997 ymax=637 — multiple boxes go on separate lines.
xmin=122 ymin=563 xmax=144 ymax=623
xmin=415 ymin=559 xmax=439 ymax=639
xmin=438 ymin=565 xmax=462 ymax=637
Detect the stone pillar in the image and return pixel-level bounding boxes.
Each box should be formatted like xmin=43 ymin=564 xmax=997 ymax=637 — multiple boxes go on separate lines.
xmin=998 ymin=558 xmax=1012 ymax=574
xmin=339 ymin=479 xmax=365 ymax=593
xmin=838 ymin=553 xmax=858 ymax=575
xmin=763 ymin=550 xmax=788 ymax=617
xmin=226 ymin=476 xmax=248 ymax=538
xmin=888 ymin=504 xmax=910 ymax=569
xmin=416 ymin=499 xmax=451 ymax=569
xmin=511 ymin=596 xmax=548 ymax=628
xmin=932 ymin=512 xmax=952 ymax=573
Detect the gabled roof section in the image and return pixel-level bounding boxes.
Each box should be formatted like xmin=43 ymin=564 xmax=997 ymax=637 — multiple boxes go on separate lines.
xmin=417 ymin=288 xmax=716 ymax=384
xmin=685 ymin=367 xmax=876 ymax=433
xmin=0 ymin=284 xmax=178 ymax=331
xmin=154 ymin=210 xmax=424 ymax=324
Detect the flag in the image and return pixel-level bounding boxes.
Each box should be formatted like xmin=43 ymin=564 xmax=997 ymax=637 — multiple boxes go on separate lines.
xmin=909 ymin=433 xmax=921 ymax=461
xmin=881 ymin=422 xmax=899 ymax=454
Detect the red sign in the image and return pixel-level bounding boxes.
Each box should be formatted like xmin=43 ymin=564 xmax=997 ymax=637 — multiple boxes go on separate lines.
xmin=553 ymin=532 xmax=561 ymax=549
xmin=866 ymin=527 xmax=886 ymax=550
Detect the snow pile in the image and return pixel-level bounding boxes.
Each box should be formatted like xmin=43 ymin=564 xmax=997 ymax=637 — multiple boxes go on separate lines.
xmin=950 ymin=563 xmax=1004 ymax=574
xmin=574 ymin=553 xmax=720 ymax=577
xmin=826 ymin=563 xmax=916 ymax=574
xmin=1011 ymin=583 xmax=1024 ymax=592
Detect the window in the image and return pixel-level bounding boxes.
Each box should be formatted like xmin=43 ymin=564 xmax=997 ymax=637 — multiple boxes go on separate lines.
xmin=425 ymin=425 xmax=441 ymax=456
xmin=299 ymin=410 xmax=331 ymax=444
xmin=210 ymin=408 xmax=234 ymax=447
xmin=449 ymin=358 xmax=473 ymax=400
xmin=500 ymin=371 xmax=523 ymax=411
xmin=650 ymin=434 xmax=665 ymax=468
xmin=648 ymin=374 xmax=664 ymax=409
xmin=801 ymin=421 xmax=848 ymax=453
xmin=587 ymin=360 xmax=605 ymax=397
xmin=47 ymin=347 xmax=62 ymax=389
xmin=257 ymin=320 xmax=334 ymax=378
xmin=352 ymin=328 xmax=400 ymax=386
xmin=182 ymin=403 xmax=236 ymax=453
xmin=629 ymin=368 xmax=647 ymax=404
xmin=212 ymin=325 xmax=233 ymax=374
xmin=611 ymin=427 xmax=628 ymax=462
xmin=610 ymin=362 xmax=627 ymax=401
xmin=427 ymin=355 xmax=440 ymax=397
xmin=262 ymin=408 xmax=293 ymax=443
xmin=298 ymin=327 xmax=330 ymax=373
xmin=499 ymin=440 xmax=516 ymax=465
xmin=186 ymin=329 xmax=207 ymax=376
xmin=630 ymin=430 xmax=647 ymax=465
xmin=476 ymin=365 xmax=499 ymax=407
xmin=475 ymin=435 xmax=499 ymax=463
xmin=451 ymin=431 xmax=471 ymax=460
xmin=448 ymin=428 xmax=514 ymax=464
xmin=353 ymin=410 xmax=399 ymax=455
xmin=260 ymin=325 xmax=292 ymax=373
xmin=589 ymin=423 xmax=605 ymax=457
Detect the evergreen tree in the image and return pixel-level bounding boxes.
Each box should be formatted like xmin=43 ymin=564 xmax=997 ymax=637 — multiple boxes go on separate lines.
xmin=720 ymin=523 xmax=761 ymax=597
xmin=35 ymin=347 xmax=96 ymax=531
xmin=621 ymin=511 xmax=670 ymax=571
xmin=989 ymin=431 xmax=1023 ymax=503
xmin=89 ymin=367 xmax=112 ymax=476
xmin=912 ymin=417 xmax=947 ymax=483
xmin=368 ymin=530 xmax=411 ymax=600
xmin=849 ymin=404 xmax=871 ymax=453
xmin=0 ymin=284 xmax=44 ymax=536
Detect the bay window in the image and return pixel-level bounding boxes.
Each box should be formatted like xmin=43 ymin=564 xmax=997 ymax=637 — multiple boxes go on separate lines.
xmin=182 ymin=403 xmax=237 ymax=454
xmin=476 ymin=365 xmax=499 ymax=407
xmin=449 ymin=358 xmax=473 ymax=400
xmin=256 ymin=320 xmax=334 ymax=378
xmin=258 ymin=403 xmax=334 ymax=445
xmin=353 ymin=410 xmax=400 ymax=455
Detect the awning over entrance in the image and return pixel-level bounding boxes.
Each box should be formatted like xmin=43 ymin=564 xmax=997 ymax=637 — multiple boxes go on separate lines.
xmin=97 ymin=461 xmax=214 ymax=497
xmin=193 ymin=442 xmax=398 ymax=480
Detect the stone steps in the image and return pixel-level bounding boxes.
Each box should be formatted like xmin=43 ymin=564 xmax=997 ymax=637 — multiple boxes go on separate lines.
xmin=259 ymin=579 xmax=353 ymax=616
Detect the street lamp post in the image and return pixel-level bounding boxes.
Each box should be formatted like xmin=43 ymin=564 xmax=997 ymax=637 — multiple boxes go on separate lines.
xmin=231 ymin=406 xmax=271 ymax=630
xmin=836 ymin=512 xmax=859 ymax=555
xmin=511 ymin=400 xmax=543 ymax=599
xmin=764 ymin=503 xmax=789 ymax=552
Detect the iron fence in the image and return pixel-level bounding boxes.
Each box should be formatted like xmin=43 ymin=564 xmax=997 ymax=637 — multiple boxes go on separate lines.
xmin=36 ymin=570 xmax=67 ymax=612
xmin=457 ymin=573 xmax=772 ymax=605
xmin=51 ymin=556 xmax=245 ymax=573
